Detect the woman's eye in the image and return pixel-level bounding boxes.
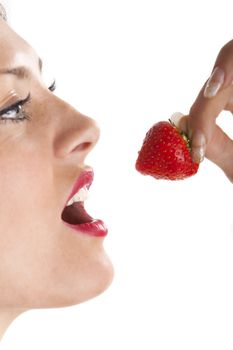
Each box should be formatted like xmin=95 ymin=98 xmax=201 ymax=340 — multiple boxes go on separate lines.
xmin=2 ymin=105 xmax=22 ymax=119
xmin=0 ymin=94 xmax=31 ymax=124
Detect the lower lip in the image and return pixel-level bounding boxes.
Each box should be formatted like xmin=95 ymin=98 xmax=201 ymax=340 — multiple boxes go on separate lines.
xmin=62 ymin=219 xmax=108 ymax=237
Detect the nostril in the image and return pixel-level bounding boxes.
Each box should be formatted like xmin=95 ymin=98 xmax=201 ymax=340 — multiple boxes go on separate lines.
xmin=73 ymin=142 xmax=92 ymax=152
xmin=53 ymin=109 xmax=100 ymax=158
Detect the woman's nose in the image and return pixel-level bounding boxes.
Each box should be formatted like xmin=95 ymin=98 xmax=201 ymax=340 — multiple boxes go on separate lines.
xmin=53 ymin=98 xmax=100 ymax=160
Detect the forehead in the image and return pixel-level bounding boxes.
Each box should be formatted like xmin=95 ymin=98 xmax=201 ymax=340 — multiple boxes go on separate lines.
xmin=0 ymin=19 xmax=39 ymax=75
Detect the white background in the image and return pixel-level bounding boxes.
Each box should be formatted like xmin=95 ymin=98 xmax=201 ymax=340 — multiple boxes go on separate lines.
xmin=1 ymin=0 xmax=233 ymax=349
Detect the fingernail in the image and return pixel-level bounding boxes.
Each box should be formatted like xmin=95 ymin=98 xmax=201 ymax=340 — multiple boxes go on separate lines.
xmin=192 ymin=146 xmax=205 ymax=163
xmin=170 ymin=112 xmax=184 ymax=128
xmin=204 ymin=67 xmax=225 ymax=98
xmin=191 ymin=130 xmax=206 ymax=163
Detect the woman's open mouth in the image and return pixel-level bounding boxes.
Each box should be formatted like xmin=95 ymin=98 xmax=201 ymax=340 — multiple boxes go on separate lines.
xmin=61 ymin=169 xmax=108 ymax=237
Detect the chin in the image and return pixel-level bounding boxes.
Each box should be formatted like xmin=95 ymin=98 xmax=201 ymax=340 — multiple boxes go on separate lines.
xmin=29 ymin=251 xmax=114 ymax=309
xmin=56 ymin=254 xmax=114 ymax=308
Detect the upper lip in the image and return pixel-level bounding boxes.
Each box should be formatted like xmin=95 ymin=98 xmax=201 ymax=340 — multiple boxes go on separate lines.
xmin=63 ymin=168 xmax=94 ymax=210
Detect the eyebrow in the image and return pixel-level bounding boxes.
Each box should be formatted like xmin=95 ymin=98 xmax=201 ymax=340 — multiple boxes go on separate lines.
xmin=0 ymin=57 xmax=43 ymax=79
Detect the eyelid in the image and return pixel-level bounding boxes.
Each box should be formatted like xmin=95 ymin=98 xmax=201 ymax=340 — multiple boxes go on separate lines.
xmin=0 ymin=91 xmax=19 ymax=110
xmin=0 ymin=93 xmax=31 ymax=115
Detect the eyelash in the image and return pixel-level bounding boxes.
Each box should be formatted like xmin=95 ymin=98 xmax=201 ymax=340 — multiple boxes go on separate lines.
xmin=48 ymin=79 xmax=56 ymax=92
xmin=0 ymin=94 xmax=31 ymax=124
xmin=0 ymin=80 xmax=57 ymax=124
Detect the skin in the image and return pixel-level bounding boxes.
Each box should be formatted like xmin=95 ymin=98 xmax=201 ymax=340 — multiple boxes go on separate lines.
xmin=0 ymin=18 xmax=113 ymax=338
xmin=178 ymin=40 xmax=233 ymax=182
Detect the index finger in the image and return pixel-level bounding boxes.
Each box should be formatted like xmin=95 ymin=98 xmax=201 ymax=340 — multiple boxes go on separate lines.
xmin=188 ymin=82 xmax=233 ymax=145
xmin=188 ymin=39 xmax=233 ymax=140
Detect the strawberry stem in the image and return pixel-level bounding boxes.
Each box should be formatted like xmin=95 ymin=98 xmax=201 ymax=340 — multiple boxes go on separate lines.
xmin=168 ymin=118 xmax=175 ymax=127
xmin=168 ymin=118 xmax=191 ymax=151
xmin=181 ymin=131 xmax=191 ymax=151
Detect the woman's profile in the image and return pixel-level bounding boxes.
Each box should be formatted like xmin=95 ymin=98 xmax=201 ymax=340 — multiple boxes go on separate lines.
xmin=1 ymin=1 xmax=233 ymax=347
xmin=0 ymin=3 xmax=113 ymax=339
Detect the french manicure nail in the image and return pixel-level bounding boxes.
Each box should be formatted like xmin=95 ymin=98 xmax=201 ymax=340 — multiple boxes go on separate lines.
xmin=170 ymin=112 xmax=184 ymax=128
xmin=192 ymin=146 xmax=205 ymax=163
xmin=191 ymin=130 xmax=206 ymax=163
xmin=204 ymin=66 xmax=225 ymax=98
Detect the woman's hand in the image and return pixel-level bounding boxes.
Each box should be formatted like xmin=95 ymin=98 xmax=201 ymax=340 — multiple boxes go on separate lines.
xmin=174 ymin=40 xmax=233 ymax=182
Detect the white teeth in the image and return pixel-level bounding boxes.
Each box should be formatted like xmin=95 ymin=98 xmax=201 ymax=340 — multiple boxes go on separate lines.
xmin=67 ymin=186 xmax=89 ymax=206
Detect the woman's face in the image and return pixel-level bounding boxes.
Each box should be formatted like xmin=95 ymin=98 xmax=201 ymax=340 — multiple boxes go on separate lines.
xmin=0 ymin=19 xmax=113 ymax=309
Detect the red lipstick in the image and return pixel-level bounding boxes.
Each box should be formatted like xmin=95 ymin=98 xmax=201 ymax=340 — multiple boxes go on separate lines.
xmin=61 ymin=169 xmax=108 ymax=237
xmin=65 ymin=168 xmax=94 ymax=206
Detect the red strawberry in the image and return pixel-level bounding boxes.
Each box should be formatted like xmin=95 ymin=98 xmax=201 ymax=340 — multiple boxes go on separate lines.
xmin=135 ymin=120 xmax=199 ymax=180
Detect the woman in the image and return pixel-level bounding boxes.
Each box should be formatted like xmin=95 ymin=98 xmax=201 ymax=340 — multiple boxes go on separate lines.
xmin=0 ymin=3 xmax=113 ymax=339
xmin=1 ymin=0 xmax=232 ymax=342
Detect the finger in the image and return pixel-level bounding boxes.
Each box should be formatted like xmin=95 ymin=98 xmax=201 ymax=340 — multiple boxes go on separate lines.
xmin=171 ymin=113 xmax=233 ymax=182
xmin=204 ymin=39 xmax=233 ymax=98
xmin=188 ymin=83 xmax=233 ymax=163
xmin=187 ymin=40 xmax=233 ymax=163
xmin=204 ymin=123 xmax=233 ymax=182
xmin=213 ymin=40 xmax=233 ymax=89
xmin=170 ymin=112 xmax=206 ymax=163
